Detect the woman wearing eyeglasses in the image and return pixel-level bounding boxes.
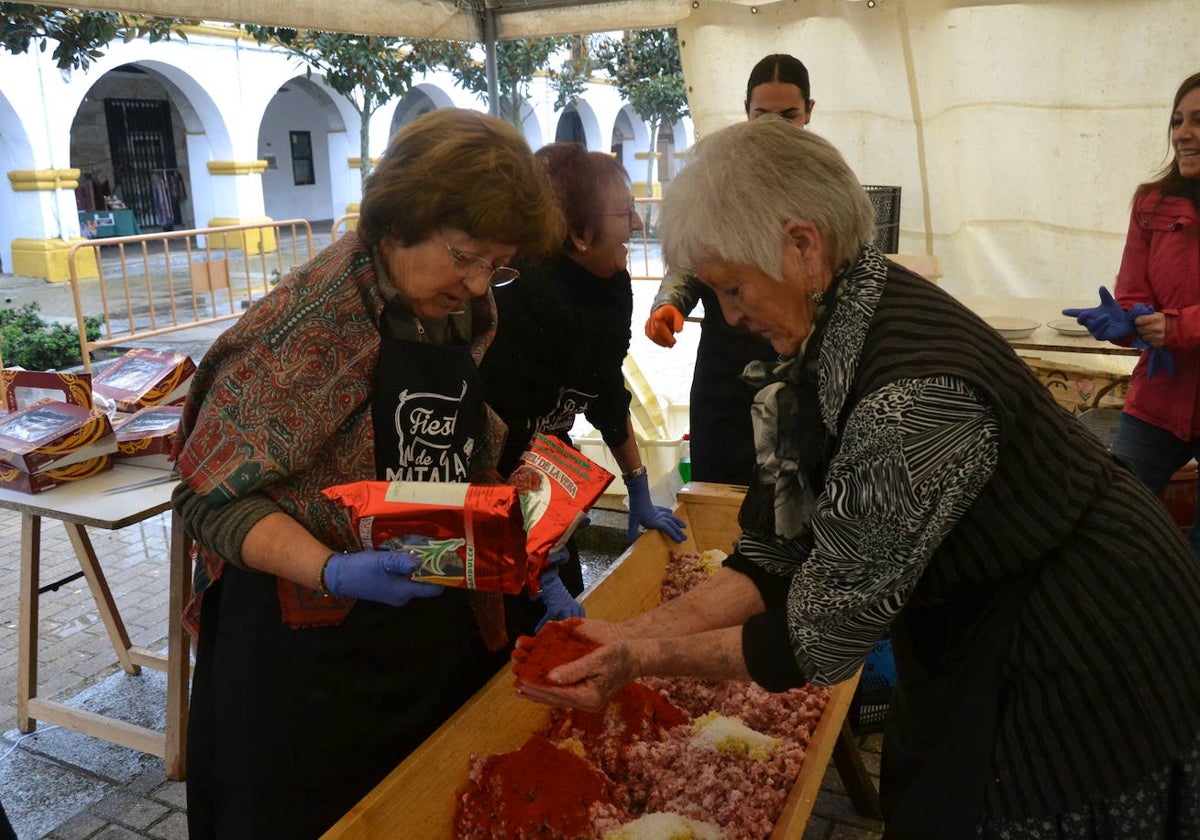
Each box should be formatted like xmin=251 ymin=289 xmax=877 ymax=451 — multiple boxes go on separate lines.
xmin=480 ymin=143 xmax=687 ymax=627
xmin=171 ymin=108 xmax=563 ymax=839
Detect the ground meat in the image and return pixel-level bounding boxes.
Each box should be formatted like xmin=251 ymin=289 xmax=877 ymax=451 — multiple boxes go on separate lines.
xmin=460 ymin=549 xmax=833 ymax=839
xmin=619 ymin=727 xmax=808 ymax=840
xmin=660 ymin=550 xmax=715 ymax=601
xmin=642 ymin=677 xmax=830 ymax=743
xmin=544 ymin=682 xmax=690 ymax=778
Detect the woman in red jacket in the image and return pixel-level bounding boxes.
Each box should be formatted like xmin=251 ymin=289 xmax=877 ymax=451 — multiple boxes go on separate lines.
xmin=1106 ymin=71 xmax=1200 ymax=554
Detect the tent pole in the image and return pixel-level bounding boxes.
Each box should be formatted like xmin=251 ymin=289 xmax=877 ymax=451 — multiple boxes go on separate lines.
xmin=483 ymin=8 xmax=499 ymax=117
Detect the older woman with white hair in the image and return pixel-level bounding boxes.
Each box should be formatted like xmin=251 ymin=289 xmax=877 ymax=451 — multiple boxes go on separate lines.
xmin=517 ymin=117 xmax=1200 ymax=838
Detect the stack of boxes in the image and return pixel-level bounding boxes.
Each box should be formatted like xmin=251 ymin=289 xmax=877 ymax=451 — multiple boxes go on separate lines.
xmin=0 ymin=370 xmax=116 ymax=493
xmin=0 ymin=348 xmax=195 ymax=493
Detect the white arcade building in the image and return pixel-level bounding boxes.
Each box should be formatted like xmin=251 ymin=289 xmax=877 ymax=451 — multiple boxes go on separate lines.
xmin=0 ymin=24 xmax=694 ymax=282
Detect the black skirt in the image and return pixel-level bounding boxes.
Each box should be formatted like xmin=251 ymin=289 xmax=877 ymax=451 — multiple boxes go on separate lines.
xmin=187 ymin=564 xmax=500 ymax=839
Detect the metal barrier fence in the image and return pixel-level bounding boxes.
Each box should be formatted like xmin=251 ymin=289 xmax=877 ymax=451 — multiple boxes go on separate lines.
xmin=66 ymin=219 xmax=315 ymax=372
xmin=331 ymin=213 xmax=357 ymax=243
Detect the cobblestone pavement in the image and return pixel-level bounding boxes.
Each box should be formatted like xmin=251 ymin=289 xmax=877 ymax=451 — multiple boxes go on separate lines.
xmin=0 ymin=228 xmax=884 ymax=839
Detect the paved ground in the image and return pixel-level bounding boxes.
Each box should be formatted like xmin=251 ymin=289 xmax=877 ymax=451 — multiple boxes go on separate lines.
xmin=0 ymin=230 xmax=885 ymax=839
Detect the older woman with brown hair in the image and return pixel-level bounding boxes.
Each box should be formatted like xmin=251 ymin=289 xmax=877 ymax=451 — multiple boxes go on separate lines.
xmin=173 ymin=108 xmax=563 ymax=839
xmin=480 ymin=143 xmax=686 ymax=628
xmin=518 ymin=118 xmax=1200 ymax=838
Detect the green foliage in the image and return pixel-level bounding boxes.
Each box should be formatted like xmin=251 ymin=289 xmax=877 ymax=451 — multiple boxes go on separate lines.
xmin=431 ymin=36 xmax=582 ymax=128
xmin=242 ymin=26 xmax=442 ymax=186
xmin=551 ymin=42 xmax=594 ymax=112
xmin=595 ymin=29 xmax=689 ymax=130
xmin=0 ymin=302 xmax=103 ymax=371
xmin=0 ymin=3 xmax=194 ymax=71
xmin=595 ymin=29 xmax=688 ymax=208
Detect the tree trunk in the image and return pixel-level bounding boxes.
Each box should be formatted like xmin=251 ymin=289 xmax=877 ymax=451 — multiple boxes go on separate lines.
xmin=644 ymin=118 xmax=660 ymax=230
xmin=359 ymin=94 xmax=374 ymax=194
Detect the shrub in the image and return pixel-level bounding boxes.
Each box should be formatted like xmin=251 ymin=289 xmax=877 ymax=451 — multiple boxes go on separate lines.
xmin=0 ymin=302 xmax=105 ymax=371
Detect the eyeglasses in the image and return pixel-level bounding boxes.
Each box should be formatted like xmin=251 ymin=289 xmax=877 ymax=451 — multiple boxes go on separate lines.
xmin=441 ymin=232 xmax=520 ymax=287
xmin=603 ymin=204 xmax=639 ymax=228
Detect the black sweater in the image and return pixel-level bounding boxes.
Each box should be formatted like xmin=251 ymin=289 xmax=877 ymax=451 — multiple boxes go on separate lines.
xmin=480 ymin=253 xmax=634 ymax=476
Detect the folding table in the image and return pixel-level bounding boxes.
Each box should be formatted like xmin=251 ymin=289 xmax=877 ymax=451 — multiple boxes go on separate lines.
xmin=3 ymin=464 xmax=191 ymax=779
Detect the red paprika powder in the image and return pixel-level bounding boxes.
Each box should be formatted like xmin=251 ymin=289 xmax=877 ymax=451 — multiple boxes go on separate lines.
xmin=455 ymin=734 xmax=626 ymax=839
xmin=512 ymin=618 xmax=599 ymax=687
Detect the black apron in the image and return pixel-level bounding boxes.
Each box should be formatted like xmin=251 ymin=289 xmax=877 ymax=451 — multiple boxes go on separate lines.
xmin=690 ymin=284 xmax=778 ymax=486
xmin=879 ymin=570 xmax=1035 ymax=840
xmin=187 ymin=323 xmax=500 ymax=840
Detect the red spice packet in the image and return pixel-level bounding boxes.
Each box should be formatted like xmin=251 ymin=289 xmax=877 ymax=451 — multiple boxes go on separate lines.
xmin=509 ymin=432 xmax=614 ymax=591
xmin=512 ymin=617 xmax=600 ymax=686
xmin=321 ymin=480 xmax=531 ymax=594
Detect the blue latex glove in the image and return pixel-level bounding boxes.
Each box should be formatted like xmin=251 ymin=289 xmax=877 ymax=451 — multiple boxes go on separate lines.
xmin=625 ymin=471 xmax=687 ymax=544
xmin=323 ymin=549 xmax=444 ymax=607
xmin=1127 ymin=303 xmax=1176 ymax=379
xmin=1062 ymin=286 xmax=1136 ymax=341
xmin=536 ymin=565 xmax=584 ymax=631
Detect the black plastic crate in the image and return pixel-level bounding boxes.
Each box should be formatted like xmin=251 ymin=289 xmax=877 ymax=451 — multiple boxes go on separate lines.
xmin=864 ymin=185 xmax=901 ymax=253
xmin=850 ymin=634 xmax=896 ymax=733
xmin=849 ymin=672 xmax=893 ymax=734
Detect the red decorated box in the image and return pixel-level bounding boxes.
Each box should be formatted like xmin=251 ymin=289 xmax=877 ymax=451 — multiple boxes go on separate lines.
xmin=112 ymin=405 xmax=182 ymax=470
xmin=0 ymin=369 xmax=94 ymax=413
xmin=0 ymin=401 xmax=116 ymax=474
xmin=92 ymin=348 xmax=196 ymax=413
xmin=0 ymin=455 xmax=113 ymax=494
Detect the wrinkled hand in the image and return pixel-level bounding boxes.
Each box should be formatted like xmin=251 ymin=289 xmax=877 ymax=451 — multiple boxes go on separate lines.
xmin=535 ymin=566 xmax=585 ymax=632
xmin=1061 ymin=286 xmax=1135 ymax=341
xmin=323 ymin=549 xmax=443 ymax=607
xmin=645 ymin=305 xmax=685 ymax=348
xmin=513 ymin=623 xmax=639 ymax=713
xmin=625 ymin=471 xmax=687 ymax=544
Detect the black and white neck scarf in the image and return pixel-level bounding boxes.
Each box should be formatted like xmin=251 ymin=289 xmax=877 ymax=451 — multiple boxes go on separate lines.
xmin=738 ymin=245 xmax=889 ymax=547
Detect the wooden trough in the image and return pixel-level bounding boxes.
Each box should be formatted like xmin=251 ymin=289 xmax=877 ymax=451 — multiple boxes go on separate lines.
xmin=324 ymin=482 xmax=864 ymax=839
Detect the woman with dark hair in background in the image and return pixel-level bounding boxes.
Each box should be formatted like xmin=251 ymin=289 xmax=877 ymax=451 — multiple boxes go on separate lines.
xmin=644 ymin=53 xmax=815 ymax=486
xmin=481 ymin=143 xmax=686 ymax=626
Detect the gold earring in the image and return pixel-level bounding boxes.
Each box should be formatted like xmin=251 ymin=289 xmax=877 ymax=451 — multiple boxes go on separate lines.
xmin=808 ymin=290 xmax=824 ymax=304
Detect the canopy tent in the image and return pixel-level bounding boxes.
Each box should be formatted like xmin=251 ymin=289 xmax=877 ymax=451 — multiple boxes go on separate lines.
xmin=39 ymin=0 xmax=1200 ymax=302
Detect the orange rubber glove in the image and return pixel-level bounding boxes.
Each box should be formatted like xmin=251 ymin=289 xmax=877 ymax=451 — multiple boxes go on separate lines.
xmin=645 ymin=305 xmax=685 ymax=348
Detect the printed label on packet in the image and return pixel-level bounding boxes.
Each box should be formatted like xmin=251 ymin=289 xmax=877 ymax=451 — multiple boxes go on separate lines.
xmin=509 ymin=433 xmax=614 ymax=591
xmin=322 ymin=479 xmax=529 ymax=594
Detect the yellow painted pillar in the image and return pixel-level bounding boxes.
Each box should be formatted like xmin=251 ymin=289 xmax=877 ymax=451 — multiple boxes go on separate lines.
xmin=205 ymin=160 xmax=276 ymax=253
xmin=6 ymin=169 xmax=98 ymax=282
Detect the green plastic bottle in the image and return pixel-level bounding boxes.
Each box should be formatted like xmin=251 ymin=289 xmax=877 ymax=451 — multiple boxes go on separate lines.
xmin=678 ymin=434 xmax=691 ymax=483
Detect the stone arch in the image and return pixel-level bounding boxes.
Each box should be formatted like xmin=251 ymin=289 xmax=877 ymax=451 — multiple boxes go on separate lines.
xmin=391 ymin=84 xmax=456 ymax=136
xmin=65 ymin=51 xmax=235 ymax=234
xmin=258 ymin=75 xmax=348 ymax=222
xmin=609 ymin=108 xmax=645 ymax=180
xmin=513 ymin=100 xmax=545 ymax=151
xmin=555 ymin=99 xmax=602 ymax=150
xmin=70 ymin=63 xmax=203 ymax=229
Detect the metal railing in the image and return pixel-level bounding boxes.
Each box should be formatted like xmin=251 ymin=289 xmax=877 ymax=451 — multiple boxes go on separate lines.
xmin=330 ymin=213 xmax=358 ymax=242
xmin=66 ymin=219 xmax=315 ymax=372
xmin=628 ymin=196 xmax=663 ymax=282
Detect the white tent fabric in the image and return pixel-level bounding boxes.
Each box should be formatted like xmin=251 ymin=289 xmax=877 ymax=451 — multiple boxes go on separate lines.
xmin=675 ymin=0 xmax=1199 ymax=303
xmin=47 ymin=0 xmax=1200 ymax=302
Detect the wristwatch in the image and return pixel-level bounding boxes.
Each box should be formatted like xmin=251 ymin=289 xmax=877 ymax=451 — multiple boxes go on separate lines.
xmin=622 ymin=465 xmax=647 ymax=482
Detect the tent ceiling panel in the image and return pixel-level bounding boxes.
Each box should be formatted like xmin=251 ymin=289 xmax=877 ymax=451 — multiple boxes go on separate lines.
xmin=51 ymin=0 xmax=695 ymax=38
